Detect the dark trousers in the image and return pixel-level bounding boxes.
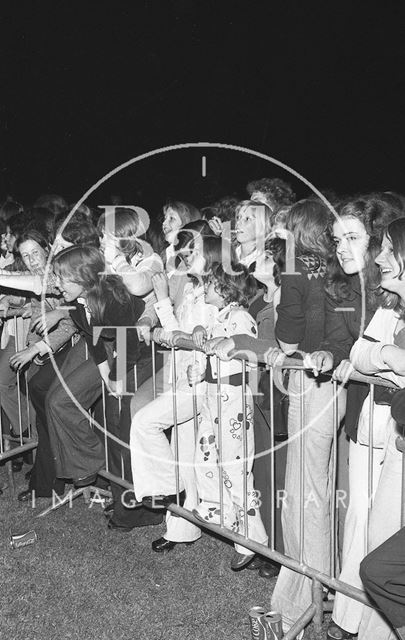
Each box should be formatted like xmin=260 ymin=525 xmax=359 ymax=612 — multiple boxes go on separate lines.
xmin=28 ymin=346 xmax=70 ymax=496
xmin=46 ymin=338 xmax=105 ymax=481
xmin=252 ymin=400 xmax=286 ymax=554
xmin=106 ymin=350 xmax=163 ymax=527
xmin=360 ymin=526 xmax=405 ymax=629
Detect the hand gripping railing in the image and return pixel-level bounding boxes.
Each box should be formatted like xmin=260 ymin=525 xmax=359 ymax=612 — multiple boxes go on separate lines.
xmin=151 ymin=332 xmax=404 ymax=638
xmin=0 ymin=313 xmax=37 ymax=494
xmin=3 ymin=324 xmax=403 ymax=638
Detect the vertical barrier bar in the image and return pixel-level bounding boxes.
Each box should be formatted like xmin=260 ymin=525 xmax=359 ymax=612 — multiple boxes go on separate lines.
xmin=84 ymin=341 xmax=94 ymax=432
xmin=216 ymin=357 xmax=224 ymax=529
xmin=401 ymin=429 xmax=405 ymax=528
xmin=24 ymin=371 xmax=31 ymax=438
xmin=331 ymin=380 xmax=338 ymax=578
xmin=14 ymin=315 xmax=23 ymax=439
xmin=192 ymin=351 xmax=198 ymax=443
xmin=117 ymin=395 xmax=124 ymax=481
xmin=312 ymin=577 xmax=324 ymax=632
xmin=171 ymin=348 xmax=180 ymax=500
xmin=268 ymin=365 xmax=275 ymax=551
xmin=367 ymin=383 xmax=375 ymax=553
xmin=151 ymin=339 xmax=156 ymax=400
xmin=102 ymin=382 xmax=109 ymax=473
xmin=299 ymin=368 xmax=305 ymax=564
xmin=241 ymin=359 xmax=249 ymax=539
xmin=133 ymin=364 xmax=137 ymax=394
xmin=0 ymin=392 xmax=3 ymax=455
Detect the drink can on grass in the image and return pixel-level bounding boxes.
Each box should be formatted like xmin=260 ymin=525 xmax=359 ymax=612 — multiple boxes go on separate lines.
xmin=10 ymin=530 xmax=37 ymax=549
xmin=264 ymin=611 xmax=282 ymax=639
xmin=249 ymin=606 xmax=269 ymax=640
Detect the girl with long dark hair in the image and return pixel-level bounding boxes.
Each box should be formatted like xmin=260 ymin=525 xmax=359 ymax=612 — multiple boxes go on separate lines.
xmin=307 ymin=196 xmax=403 ymax=640
xmin=46 ymin=246 xmax=148 ymax=528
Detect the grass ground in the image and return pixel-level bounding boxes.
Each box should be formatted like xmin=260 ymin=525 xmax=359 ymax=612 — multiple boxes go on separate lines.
xmin=0 ymin=463 xmax=330 ymax=640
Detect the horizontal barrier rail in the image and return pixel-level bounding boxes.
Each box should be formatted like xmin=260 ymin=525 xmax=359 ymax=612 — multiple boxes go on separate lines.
xmin=1 ymin=325 xmax=402 ymax=638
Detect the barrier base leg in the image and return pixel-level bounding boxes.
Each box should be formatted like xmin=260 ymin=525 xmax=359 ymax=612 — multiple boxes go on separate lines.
xmin=3 ymin=438 xmax=15 ymax=496
xmin=312 ymin=578 xmax=324 ymax=632
xmin=37 ymin=486 xmax=111 ymax=518
xmin=282 ymin=604 xmax=316 ymax=640
xmin=323 ymin=599 xmax=334 ymax=612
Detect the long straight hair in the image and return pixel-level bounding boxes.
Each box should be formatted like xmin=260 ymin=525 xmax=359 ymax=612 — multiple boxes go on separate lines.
xmin=272 ymin=198 xmax=332 ymax=285
xmin=97 ymin=207 xmax=143 ymax=262
xmin=52 ymin=245 xmax=132 ymax=324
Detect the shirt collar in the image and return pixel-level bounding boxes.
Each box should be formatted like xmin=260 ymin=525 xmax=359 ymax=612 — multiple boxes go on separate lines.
xmin=217 ymin=302 xmax=238 ymax=322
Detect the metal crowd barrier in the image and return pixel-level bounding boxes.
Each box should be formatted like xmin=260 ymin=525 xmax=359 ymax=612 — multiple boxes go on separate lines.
xmin=1 ymin=326 xmax=404 ymax=638
xmin=146 ymin=333 xmax=403 ymax=639
xmin=0 ymin=314 xmax=38 ymax=494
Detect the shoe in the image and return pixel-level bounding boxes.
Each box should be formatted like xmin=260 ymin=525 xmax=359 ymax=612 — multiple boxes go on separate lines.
xmin=73 ymin=472 xmax=99 ymax=488
xmin=9 ymin=428 xmax=29 ymax=441
xmin=142 ymin=490 xmax=186 ymax=510
xmin=103 ymin=501 xmax=114 ymax=518
xmin=151 ymin=536 xmax=197 ymax=553
xmin=246 ymin=555 xmax=266 ymax=570
xmin=258 ymin=561 xmax=280 ymax=579
xmin=12 ymin=458 xmax=23 ymax=473
xmin=326 ymin=621 xmax=357 ymax=639
xmin=230 ymin=551 xmax=255 ymax=571
xmin=23 ymin=450 xmax=33 ymax=465
xmin=18 ymin=488 xmax=33 ymax=503
xmin=107 ymin=518 xmax=134 ymax=532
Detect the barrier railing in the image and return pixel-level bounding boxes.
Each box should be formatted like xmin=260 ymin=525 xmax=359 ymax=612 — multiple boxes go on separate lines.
xmin=0 ymin=313 xmax=38 ymax=494
xmin=1 ymin=325 xmax=403 ymax=639
xmin=145 ymin=332 xmax=403 ymax=638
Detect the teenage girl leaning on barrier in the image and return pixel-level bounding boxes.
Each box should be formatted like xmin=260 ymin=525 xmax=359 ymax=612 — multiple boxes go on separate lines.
xmin=0 ymin=229 xmax=77 ymax=500
xmin=308 ymin=196 xmax=404 ymax=640
xmin=129 ymin=233 xmax=224 ymax=551
xmin=258 ymin=199 xmax=339 ymax=635
xmin=339 ymin=218 xmax=405 ymax=640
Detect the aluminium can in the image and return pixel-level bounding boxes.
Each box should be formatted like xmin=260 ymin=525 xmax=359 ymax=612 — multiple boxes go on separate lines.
xmin=249 ymin=606 xmax=269 ymax=640
xmin=264 ymin=611 xmax=283 ymax=639
xmin=10 ymin=530 xmax=37 ymax=549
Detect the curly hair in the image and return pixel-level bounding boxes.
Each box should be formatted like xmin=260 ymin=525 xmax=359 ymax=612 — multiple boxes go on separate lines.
xmin=52 ymin=245 xmax=132 ymax=325
xmin=54 ymin=212 xmax=100 ymax=248
xmin=211 ymin=196 xmax=239 ymax=222
xmin=382 ymin=218 xmax=405 ymax=316
xmin=204 ymin=262 xmax=257 ymax=308
xmin=33 ymin=194 xmax=67 ymax=217
xmin=246 ymin=178 xmax=296 ymax=210
xmin=0 ymin=198 xmax=24 ymax=222
xmin=325 ymin=195 xmax=404 ymax=310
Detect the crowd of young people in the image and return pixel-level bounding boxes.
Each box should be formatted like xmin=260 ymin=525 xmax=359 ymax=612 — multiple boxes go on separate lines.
xmin=0 ymin=180 xmax=405 ymax=640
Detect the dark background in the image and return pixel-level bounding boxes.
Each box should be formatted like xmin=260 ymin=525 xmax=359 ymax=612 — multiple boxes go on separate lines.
xmin=1 ymin=2 xmax=404 ymax=213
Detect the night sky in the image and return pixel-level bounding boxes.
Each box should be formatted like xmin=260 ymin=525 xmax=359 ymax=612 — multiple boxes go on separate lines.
xmin=1 ymin=2 xmax=405 ymax=213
